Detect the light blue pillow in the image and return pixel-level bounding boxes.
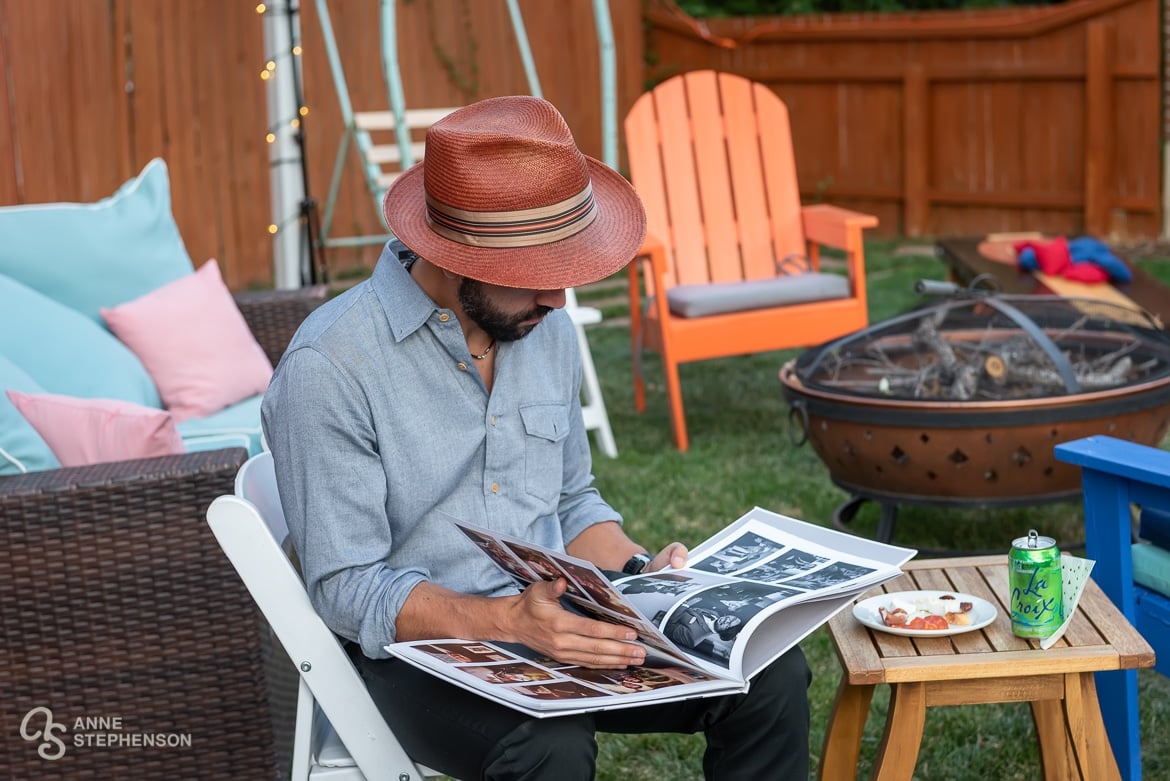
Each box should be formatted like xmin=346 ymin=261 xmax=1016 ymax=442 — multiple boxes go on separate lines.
xmin=1133 ymin=543 xmax=1170 ymax=598
xmin=0 ymin=273 xmax=161 ymax=407
xmin=0 ymin=355 xmax=60 ymax=476
xmin=177 ymin=394 xmax=265 ymax=456
xmin=0 ymin=158 xmax=194 ymax=323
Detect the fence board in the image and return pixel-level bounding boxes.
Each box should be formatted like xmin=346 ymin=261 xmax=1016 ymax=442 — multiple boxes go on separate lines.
xmin=0 ymin=0 xmax=1161 ymax=292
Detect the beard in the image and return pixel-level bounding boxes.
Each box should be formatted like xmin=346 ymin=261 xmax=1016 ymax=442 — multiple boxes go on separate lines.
xmin=458 ymin=278 xmax=551 ymax=343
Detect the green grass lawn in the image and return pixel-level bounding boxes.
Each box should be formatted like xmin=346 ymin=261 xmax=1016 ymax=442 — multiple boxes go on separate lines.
xmin=577 ymin=238 xmax=1170 ymax=780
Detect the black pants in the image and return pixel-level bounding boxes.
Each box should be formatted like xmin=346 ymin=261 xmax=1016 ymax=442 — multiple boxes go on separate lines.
xmin=347 ymin=643 xmax=811 ymax=780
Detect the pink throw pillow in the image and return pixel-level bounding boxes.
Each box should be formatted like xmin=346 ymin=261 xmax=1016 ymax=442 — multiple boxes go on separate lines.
xmin=101 ymin=259 xmax=273 ymax=422
xmin=6 ymin=391 xmax=186 ymax=467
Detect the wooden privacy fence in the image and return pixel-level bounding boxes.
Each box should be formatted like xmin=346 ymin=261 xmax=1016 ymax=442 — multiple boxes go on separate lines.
xmin=644 ymin=0 xmax=1162 ymax=241
xmin=0 ymin=0 xmax=1162 ymax=290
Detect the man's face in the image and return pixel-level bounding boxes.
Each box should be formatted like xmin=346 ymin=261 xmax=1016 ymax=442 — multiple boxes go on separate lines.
xmin=458 ymin=277 xmax=564 ymax=342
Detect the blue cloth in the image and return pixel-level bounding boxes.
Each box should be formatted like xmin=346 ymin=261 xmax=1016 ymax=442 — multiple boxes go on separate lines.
xmin=261 ymin=244 xmax=617 ymax=659
xmin=1016 ymin=247 xmax=1040 ymax=271
xmin=1067 ymin=236 xmax=1132 ymax=283
xmin=1016 ymin=236 xmax=1132 ymax=283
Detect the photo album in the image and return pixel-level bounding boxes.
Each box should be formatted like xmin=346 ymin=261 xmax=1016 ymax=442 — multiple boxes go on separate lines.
xmin=385 ymin=507 xmax=917 ymax=717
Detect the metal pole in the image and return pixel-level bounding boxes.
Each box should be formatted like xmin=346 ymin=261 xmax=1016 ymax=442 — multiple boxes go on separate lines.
xmin=591 ymin=0 xmax=617 ymax=170
xmin=263 ymin=0 xmax=306 ymax=290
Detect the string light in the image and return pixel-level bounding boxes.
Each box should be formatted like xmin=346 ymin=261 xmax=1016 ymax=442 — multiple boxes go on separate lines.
xmin=256 ymin=3 xmax=266 ymax=13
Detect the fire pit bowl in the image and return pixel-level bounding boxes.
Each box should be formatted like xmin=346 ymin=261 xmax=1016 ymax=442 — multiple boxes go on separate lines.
xmin=780 ymin=289 xmax=1170 ymax=505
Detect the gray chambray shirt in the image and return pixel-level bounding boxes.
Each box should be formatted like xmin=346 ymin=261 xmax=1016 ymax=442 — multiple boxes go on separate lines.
xmin=261 ymin=243 xmax=621 ymax=659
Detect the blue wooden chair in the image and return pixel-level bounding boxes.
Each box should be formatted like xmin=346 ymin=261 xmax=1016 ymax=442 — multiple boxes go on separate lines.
xmin=1054 ymin=435 xmax=1170 ymax=781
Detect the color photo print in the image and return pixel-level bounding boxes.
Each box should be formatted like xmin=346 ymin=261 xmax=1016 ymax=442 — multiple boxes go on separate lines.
xmin=410 ymin=640 xmax=719 ymax=703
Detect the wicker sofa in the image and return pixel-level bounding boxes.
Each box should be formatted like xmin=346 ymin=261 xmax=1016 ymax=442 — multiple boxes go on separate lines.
xmin=0 ymin=286 xmax=324 ymax=780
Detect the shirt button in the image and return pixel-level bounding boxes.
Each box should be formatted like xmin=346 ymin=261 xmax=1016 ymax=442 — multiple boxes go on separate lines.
xmin=439 ymin=313 xmax=450 ymax=322
xmin=490 ymin=416 xmax=497 ymax=426
xmin=457 ymin=362 xmax=468 ymax=371
xmin=491 ymin=483 xmax=499 ymax=493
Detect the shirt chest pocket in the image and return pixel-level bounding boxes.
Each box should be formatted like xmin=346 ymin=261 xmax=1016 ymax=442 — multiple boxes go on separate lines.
xmin=519 ymin=403 xmax=570 ymax=505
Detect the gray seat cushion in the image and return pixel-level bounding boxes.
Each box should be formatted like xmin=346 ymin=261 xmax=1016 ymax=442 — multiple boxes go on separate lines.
xmin=666 ymin=273 xmax=851 ymax=318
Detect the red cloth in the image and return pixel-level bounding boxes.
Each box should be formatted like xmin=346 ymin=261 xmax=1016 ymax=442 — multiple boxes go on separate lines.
xmin=1012 ymin=236 xmax=1109 ymax=283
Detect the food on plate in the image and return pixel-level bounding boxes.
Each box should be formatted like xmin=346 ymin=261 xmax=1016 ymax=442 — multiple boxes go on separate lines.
xmin=877 ymin=593 xmax=975 ymax=631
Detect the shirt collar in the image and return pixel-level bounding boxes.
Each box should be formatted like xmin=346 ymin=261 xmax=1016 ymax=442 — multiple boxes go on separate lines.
xmin=369 ymin=242 xmax=442 ymax=343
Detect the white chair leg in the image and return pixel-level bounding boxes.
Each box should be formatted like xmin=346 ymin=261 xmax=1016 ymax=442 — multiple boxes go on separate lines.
xmin=565 ymin=289 xmax=617 ymax=458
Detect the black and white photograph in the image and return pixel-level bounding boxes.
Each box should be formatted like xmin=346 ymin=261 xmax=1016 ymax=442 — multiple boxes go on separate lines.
xmin=783 ymin=561 xmax=878 ymax=591
xmin=690 ymin=531 xmax=783 ymax=575
xmin=739 ymin=548 xmax=830 ymax=583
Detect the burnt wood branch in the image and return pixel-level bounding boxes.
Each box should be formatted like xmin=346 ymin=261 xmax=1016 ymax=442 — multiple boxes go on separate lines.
xmin=812 ymin=320 xmax=1157 ymax=400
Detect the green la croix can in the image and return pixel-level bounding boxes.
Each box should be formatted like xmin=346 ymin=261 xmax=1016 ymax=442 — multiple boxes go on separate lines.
xmin=1009 ymin=529 xmax=1063 ymax=638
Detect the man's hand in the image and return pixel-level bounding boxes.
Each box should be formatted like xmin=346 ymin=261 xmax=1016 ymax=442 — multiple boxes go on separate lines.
xmin=503 ymin=579 xmax=647 ymax=669
xmin=648 ymin=542 xmax=688 ymax=572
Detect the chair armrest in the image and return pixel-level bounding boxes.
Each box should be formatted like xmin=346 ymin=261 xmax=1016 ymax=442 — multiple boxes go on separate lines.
xmin=1055 ymin=435 xmax=1170 ymax=490
xmin=801 ymin=204 xmax=878 ymax=286
xmin=235 ymin=285 xmax=328 ymax=366
xmin=0 ymin=447 xmax=296 ymax=778
xmin=800 ymin=204 xmax=879 ymax=250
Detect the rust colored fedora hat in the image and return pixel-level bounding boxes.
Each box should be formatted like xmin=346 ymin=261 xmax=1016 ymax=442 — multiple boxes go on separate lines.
xmin=382 ymin=95 xmax=647 ymax=290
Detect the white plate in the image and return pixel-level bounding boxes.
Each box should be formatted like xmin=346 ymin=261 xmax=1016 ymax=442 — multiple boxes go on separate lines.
xmin=852 ymin=590 xmax=998 ymax=637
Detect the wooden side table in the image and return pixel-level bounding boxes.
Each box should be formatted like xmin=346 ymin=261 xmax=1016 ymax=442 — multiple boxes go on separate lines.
xmin=820 ymin=555 xmax=1154 ymax=781
xmin=934 ymin=235 xmax=1170 ymax=327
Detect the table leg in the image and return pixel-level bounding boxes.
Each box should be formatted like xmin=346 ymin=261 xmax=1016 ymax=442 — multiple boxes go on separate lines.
xmin=1031 ymin=697 xmax=1076 ymax=780
xmin=872 ymin=682 xmax=927 ymax=781
xmin=1063 ymin=672 xmax=1122 ymax=781
xmin=819 ymin=677 xmax=875 ymax=781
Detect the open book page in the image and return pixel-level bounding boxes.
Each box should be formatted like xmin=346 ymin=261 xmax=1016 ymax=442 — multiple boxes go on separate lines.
xmin=612 ymin=508 xmax=916 ymax=678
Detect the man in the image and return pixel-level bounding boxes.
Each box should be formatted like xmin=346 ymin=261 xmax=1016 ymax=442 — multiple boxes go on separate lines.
xmin=262 ymin=95 xmax=811 ymax=780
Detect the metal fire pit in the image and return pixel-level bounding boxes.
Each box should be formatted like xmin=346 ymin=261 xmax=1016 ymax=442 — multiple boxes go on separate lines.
xmin=780 ymin=286 xmax=1170 ymax=533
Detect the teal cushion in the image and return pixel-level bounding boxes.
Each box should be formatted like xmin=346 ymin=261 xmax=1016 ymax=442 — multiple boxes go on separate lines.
xmin=0 ymin=274 xmax=161 ymax=407
xmin=1133 ymin=542 xmax=1170 ymax=598
xmin=177 ymin=394 xmax=265 ymax=456
xmin=667 ymin=273 xmax=851 ymax=318
xmin=0 ymin=158 xmax=194 ymax=323
xmin=0 ymin=356 xmax=60 ymax=476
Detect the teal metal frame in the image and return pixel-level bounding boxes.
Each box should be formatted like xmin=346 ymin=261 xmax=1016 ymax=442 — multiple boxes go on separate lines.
xmin=314 ymin=0 xmax=618 ymax=254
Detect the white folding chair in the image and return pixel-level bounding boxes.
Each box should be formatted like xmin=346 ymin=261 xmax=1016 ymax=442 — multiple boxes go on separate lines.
xmin=206 ymin=451 xmax=444 ymax=780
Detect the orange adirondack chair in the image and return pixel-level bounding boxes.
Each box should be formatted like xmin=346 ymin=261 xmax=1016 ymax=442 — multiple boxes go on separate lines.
xmin=624 ymin=70 xmax=879 ymax=452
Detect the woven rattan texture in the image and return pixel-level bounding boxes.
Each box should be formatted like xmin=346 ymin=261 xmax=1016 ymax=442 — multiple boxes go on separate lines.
xmin=0 ymin=286 xmax=324 ymax=778
xmin=236 ymin=285 xmax=327 ymax=367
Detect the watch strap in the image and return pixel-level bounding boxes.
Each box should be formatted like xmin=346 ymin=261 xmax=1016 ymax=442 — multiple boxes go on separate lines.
xmin=622 ymin=552 xmax=652 ymax=575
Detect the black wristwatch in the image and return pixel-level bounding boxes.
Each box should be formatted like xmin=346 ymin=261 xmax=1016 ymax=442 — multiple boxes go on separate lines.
xmin=622 ymin=552 xmax=653 ymax=575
